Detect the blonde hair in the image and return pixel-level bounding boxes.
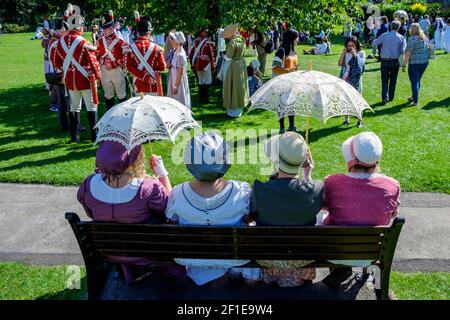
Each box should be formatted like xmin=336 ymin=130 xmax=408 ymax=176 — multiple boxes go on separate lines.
xmin=130 ymin=147 xmax=146 ymax=178
xmin=409 ymin=23 xmax=426 ymax=40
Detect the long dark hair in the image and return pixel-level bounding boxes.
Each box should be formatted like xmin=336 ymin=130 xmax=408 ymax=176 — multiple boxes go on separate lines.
xmin=280 ymin=29 xmax=299 ymax=55
xmin=347 ymin=36 xmax=361 ymax=52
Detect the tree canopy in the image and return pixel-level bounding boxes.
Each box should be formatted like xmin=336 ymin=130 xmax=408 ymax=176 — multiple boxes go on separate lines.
xmin=1 ymin=0 xmax=365 ymax=34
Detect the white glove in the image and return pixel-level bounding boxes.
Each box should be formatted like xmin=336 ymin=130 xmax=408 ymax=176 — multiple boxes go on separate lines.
xmin=152 ymin=156 xmax=168 ymax=178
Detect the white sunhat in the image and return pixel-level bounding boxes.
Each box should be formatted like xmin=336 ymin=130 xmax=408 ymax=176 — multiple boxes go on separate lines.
xmin=264 ymin=132 xmax=308 ymax=175
xmin=342 ymin=132 xmax=383 ymax=171
xmin=169 ymin=31 xmax=186 ymax=44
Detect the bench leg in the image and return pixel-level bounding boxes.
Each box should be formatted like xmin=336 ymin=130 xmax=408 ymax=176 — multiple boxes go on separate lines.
xmin=86 ymin=262 xmax=108 ymax=300
xmin=380 ymin=265 xmax=392 ymax=300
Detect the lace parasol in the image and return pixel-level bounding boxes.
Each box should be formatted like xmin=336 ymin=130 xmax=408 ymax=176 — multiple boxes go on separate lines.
xmin=95 ymin=95 xmax=199 ymax=151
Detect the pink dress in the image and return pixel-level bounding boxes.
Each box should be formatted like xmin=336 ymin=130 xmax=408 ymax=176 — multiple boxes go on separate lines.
xmin=77 ymin=174 xmax=178 ymax=266
xmin=77 ymin=174 xmax=168 ymax=225
xmin=77 ymin=174 xmax=186 ymax=282
xmin=323 ymin=173 xmax=400 ymax=226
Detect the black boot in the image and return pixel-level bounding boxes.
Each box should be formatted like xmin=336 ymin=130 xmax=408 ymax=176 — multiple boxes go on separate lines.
xmin=204 ymin=85 xmax=210 ymax=103
xmin=279 ymin=117 xmax=286 ymax=134
xmin=118 ymin=97 xmax=127 ymax=104
xmin=105 ymin=97 xmax=115 ymax=111
xmin=87 ymin=111 xmax=98 ymax=142
xmin=57 ymin=85 xmax=70 ymax=131
xmin=287 ymin=115 xmax=298 ymax=132
xmin=68 ymin=112 xmax=80 ymax=143
xmin=79 ymin=101 xmax=87 ymax=132
xmin=198 ymin=85 xmax=205 ymax=103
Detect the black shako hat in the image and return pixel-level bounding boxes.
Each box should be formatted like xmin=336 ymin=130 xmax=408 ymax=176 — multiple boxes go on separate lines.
xmin=137 ymin=16 xmax=153 ymax=33
xmin=101 ymin=10 xmax=115 ymax=29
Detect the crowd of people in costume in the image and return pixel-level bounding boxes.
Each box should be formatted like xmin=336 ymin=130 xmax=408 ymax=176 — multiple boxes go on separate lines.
xmin=39 ymin=5 xmax=448 ymax=142
xmin=30 ymin=3 xmax=450 ymax=289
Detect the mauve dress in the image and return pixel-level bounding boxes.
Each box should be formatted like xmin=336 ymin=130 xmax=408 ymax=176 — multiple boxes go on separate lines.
xmin=77 ymin=174 xmax=185 ymax=277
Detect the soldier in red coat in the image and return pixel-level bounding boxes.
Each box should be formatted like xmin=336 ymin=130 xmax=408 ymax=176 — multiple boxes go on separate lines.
xmin=96 ymin=11 xmax=127 ymax=111
xmin=53 ymin=5 xmax=101 ymax=143
xmin=188 ymin=27 xmax=216 ymax=103
xmin=124 ymin=13 xmax=165 ymax=96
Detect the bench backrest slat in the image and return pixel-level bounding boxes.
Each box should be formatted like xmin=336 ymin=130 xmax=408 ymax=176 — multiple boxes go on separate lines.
xmin=84 ymin=223 xmax=387 ymax=235
xmin=96 ymin=249 xmax=380 ymax=260
xmin=66 ymin=214 xmax=404 ymax=263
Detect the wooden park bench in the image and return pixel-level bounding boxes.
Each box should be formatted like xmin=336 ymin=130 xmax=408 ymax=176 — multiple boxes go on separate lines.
xmin=65 ymin=212 xmax=405 ymax=300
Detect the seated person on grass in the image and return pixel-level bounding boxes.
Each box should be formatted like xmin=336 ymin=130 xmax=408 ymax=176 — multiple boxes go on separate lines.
xmin=303 ymin=36 xmax=330 ymax=55
xmin=320 ymin=132 xmax=401 ymax=288
xmin=77 ymin=141 xmax=186 ymax=284
xmin=247 ymin=62 xmax=263 ymax=96
xmin=250 ymin=132 xmax=323 ymax=287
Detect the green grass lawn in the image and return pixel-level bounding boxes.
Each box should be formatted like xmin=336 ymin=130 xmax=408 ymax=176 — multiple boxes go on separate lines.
xmin=0 ymin=33 xmax=449 ymax=192
xmin=0 ymin=262 xmax=448 ymax=300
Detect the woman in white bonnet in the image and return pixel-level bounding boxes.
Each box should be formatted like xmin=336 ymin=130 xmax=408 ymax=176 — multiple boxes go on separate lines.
xmin=167 ymin=31 xmax=191 ymax=109
xmin=434 ymin=17 xmax=445 ymax=50
xmin=320 ymin=132 xmax=400 ymax=287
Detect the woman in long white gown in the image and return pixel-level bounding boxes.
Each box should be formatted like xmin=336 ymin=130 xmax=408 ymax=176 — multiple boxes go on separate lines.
xmin=434 ymin=18 xmax=445 ymax=50
xmin=166 ymin=31 xmax=191 ymax=109
xmin=444 ymin=19 xmax=450 ymax=54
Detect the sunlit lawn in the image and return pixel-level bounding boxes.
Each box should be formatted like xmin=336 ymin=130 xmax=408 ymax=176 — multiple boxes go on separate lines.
xmin=0 ymin=33 xmax=449 ymax=192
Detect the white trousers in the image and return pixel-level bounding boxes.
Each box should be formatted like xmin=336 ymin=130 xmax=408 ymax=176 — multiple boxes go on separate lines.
xmin=197 ymin=64 xmax=212 ymax=85
xmin=100 ymin=66 xmax=127 ymax=99
xmin=44 ymin=60 xmax=51 ymax=90
xmin=68 ymin=89 xmax=97 ymax=112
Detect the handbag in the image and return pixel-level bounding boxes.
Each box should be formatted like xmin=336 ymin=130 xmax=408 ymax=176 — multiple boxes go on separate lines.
xmin=428 ymin=44 xmax=436 ymax=60
xmin=45 ymin=72 xmax=62 ymax=85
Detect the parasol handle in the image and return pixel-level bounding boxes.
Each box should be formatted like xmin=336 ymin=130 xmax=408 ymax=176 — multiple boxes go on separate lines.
xmin=307 ymin=61 xmax=313 ymax=71
xmin=139 ymin=92 xmax=144 ymax=100
xmin=305 ymin=114 xmax=310 ymax=144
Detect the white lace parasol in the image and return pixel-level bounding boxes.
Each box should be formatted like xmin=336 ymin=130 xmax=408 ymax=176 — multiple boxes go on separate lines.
xmin=248 ymin=70 xmax=373 ymax=122
xmin=95 ymin=95 xmax=199 ymax=151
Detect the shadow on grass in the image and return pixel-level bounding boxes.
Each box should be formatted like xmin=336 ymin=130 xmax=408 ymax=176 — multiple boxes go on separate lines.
xmin=421 ymin=97 xmax=450 ymax=111
xmin=0 ymin=147 xmax=97 ymax=172
xmin=0 ymin=84 xmax=109 ymax=141
xmin=364 ymin=67 xmax=381 ymax=73
xmin=365 ymin=102 xmax=412 ymax=118
xmin=37 ymin=276 xmax=87 ymax=300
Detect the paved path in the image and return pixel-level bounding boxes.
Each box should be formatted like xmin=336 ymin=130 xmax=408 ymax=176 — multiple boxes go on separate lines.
xmin=0 ymin=183 xmax=449 ymax=272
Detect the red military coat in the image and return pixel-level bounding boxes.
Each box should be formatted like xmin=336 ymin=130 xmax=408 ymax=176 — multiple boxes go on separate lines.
xmin=96 ymin=33 xmax=126 ymax=69
xmin=53 ymin=30 xmax=101 ymax=91
xmin=125 ymin=36 xmax=165 ymax=95
xmin=48 ymin=32 xmax=65 ymax=70
xmin=188 ymin=36 xmax=216 ymax=73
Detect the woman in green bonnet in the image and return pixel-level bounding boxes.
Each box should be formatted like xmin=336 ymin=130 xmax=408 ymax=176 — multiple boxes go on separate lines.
xmin=221 ymin=23 xmax=249 ymax=118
